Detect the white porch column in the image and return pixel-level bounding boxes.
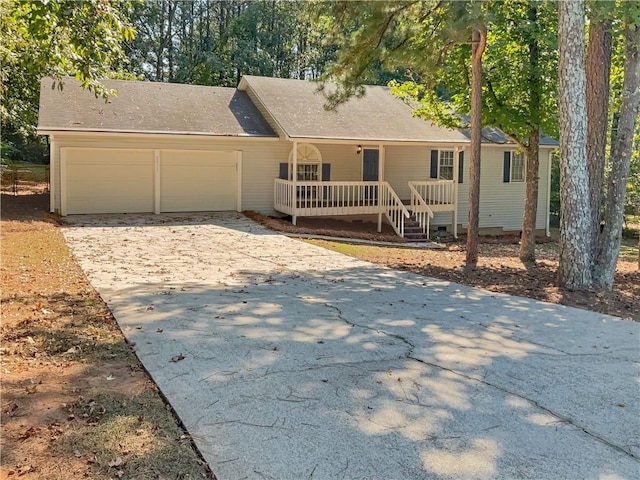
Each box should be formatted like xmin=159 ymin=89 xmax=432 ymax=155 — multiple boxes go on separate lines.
xmin=49 ymin=135 xmax=55 ymax=213
xmin=60 ymin=147 xmax=67 ymax=216
xmin=546 ymin=149 xmax=553 ymax=237
xmin=377 ymin=144 xmax=385 ymax=232
xmin=154 ymin=150 xmax=161 ymax=214
xmin=292 ymin=140 xmax=298 ymax=225
xmin=452 ymin=146 xmax=460 ymax=238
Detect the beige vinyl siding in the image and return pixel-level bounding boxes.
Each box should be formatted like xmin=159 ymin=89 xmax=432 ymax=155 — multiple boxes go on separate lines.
xmin=384 ymin=146 xmax=431 ymax=199
xmin=431 ymin=147 xmax=552 ymax=232
xmin=242 ymin=141 xmax=292 ymax=211
xmin=315 ymin=144 xmax=362 ymax=181
xmin=51 ymin=133 xmax=291 ymax=215
xmin=50 ymin=134 xmax=552 ymax=229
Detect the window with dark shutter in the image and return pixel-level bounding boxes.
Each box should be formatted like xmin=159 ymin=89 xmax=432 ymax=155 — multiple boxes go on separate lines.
xmin=430 ymin=150 xmax=438 ymax=178
xmin=503 ymin=152 xmax=511 ymax=183
xmin=279 ymin=162 xmax=288 ymax=180
xmin=321 ymin=163 xmax=331 ymax=181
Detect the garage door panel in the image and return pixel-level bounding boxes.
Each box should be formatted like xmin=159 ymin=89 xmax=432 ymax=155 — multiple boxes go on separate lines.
xmin=64 ymin=148 xmax=154 ymax=214
xmin=160 ymin=150 xmax=237 ymax=212
xmin=63 ymin=147 xmax=239 ymax=215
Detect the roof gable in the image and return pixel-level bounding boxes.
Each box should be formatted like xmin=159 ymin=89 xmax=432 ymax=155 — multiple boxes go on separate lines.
xmin=239 ymin=75 xmax=469 ymax=144
xmin=38 ymin=77 xmax=276 ymax=137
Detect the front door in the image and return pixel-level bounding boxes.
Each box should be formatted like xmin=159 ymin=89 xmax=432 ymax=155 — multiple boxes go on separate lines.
xmin=362 ymin=149 xmax=379 ymax=201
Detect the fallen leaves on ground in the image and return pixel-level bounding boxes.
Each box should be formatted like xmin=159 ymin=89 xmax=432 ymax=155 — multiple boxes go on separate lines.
xmin=1 ymin=193 xmax=214 ymax=480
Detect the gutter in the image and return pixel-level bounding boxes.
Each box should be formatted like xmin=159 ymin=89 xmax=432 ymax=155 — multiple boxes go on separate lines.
xmin=36 ymin=129 xmax=280 ymax=141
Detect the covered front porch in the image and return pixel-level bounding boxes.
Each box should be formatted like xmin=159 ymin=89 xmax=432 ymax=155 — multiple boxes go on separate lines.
xmin=272 ymin=141 xmax=463 ymax=240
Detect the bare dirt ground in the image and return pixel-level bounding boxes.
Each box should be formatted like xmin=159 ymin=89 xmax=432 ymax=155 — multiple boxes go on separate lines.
xmin=249 ymin=213 xmax=639 ymax=321
xmin=1 ymin=193 xmax=213 ymax=480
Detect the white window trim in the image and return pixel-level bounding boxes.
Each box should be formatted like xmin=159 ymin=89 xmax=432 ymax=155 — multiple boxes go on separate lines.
xmin=511 ymin=151 xmax=526 ymax=182
xmin=438 ymin=149 xmax=455 ymax=181
xmin=288 ymin=143 xmax=322 ymax=181
xmin=296 ymin=163 xmax=320 ymax=181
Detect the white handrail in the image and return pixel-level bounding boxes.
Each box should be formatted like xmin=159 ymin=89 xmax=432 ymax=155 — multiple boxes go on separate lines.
xmin=274 ymin=179 xmax=411 ymax=238
xmin=274 ymin=179 xmax=384 ymax=216
xmin=408 ymin=180 xmax=455 ymax=206
xmin=408 ymin=182 xmax=434 ymax=236
xmin=380 ymin=181 xmax=410 ymax=237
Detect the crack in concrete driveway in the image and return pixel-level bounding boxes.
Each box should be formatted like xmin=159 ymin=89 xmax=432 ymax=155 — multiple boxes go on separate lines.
xmin=63 ymin=212 xmax=640 ymax=479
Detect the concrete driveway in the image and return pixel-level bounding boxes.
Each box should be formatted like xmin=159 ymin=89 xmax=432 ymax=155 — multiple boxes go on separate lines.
xmin=63 ymin=213 xmax=639 ymax=480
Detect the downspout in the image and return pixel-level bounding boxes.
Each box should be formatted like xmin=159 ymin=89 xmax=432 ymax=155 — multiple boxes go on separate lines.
xmin=49 ymin=135 xmax=55 ymax=213
xmin=292 ymin=140 xmax=298 ymax=225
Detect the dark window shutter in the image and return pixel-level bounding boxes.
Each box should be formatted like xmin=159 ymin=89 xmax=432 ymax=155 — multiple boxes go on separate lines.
xmin=458 ymin=151 xmax=464 ymax=183
xmin=322 ymin=163 xmax=331 ymax=181
xmin=503 ymin=152 xmax=511 ymax=183
xmin=279 ymin=162 xmax=288 ymax=180
xmin=430 ymin=150 xmax=438 ymax=178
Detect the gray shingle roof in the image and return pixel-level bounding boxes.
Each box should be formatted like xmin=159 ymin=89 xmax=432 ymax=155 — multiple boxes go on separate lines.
xmin=239 ymin=75 xmax=470 ymax=144
xmin=459 ymin=125 xmax=559 ymax=146
xmin=38 ymin=77 xmax=276 ymax=137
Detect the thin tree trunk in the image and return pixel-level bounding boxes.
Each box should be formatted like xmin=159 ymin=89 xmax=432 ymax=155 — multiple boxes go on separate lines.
xmin=593 ymin=22 xmax=640 ymax=290
xmin=519 ymin=2 xmax=542 ymax=264
xmin=557 ymin=0 xmax=593 ymax=289
xmin=466 ymin=25 xmax=487 ymax=270
xmin=586 ymin=14 xmax=613 ymax=260
xmin=520 ymin=130 xmax=540 ymax=263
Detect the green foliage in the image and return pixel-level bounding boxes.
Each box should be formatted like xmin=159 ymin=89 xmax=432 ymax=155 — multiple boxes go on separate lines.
xmin=319 ymin=1 xmax=558 ymax=148
xmin=124 ymin=0 xmax=333 ymax=86
xmin=1 ymin=0 xmax=135 ymax=165
xmin=317 ymin=1 xmax=451 ymax=108
xmin=1 ymin=0 xmax=135 ymax=135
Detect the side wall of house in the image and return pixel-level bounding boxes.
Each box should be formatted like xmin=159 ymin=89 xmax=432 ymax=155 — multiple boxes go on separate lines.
xmin=48 ymin=133 xmax=292 ymax=214
xmin=385 ymin=144 xmax=552 ymax=232
xmin=464 ymin=145 xmax=551 ymax=232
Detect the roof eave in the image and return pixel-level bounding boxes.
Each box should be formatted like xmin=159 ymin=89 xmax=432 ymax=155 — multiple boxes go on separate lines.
xmin=36 ymin=127 xmax=280 ymax=140
xmin=287 ymin=134 xmax=470 ymax=145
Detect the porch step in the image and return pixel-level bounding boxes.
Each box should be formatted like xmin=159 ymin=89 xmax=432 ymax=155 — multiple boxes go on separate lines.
xmin=403 ymin=216 xmax=430 ymax=242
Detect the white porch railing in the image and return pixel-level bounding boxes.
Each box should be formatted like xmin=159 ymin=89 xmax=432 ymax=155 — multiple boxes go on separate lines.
xmin=409 ymin=182 xmax=434 ymax=236
xmin=408 ymin=180 xmax=455 ymax=212
xmin=274 ymin=179 xmax=410 ymax=237
xmin=381 ymin=182 xmax=411 ymax=237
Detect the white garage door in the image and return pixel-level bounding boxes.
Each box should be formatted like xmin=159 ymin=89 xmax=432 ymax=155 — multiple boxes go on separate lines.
xmin=160 ymin=150 xmax=237 ymax=212
xmin=63 ymin=148 xmax=154 ymax=214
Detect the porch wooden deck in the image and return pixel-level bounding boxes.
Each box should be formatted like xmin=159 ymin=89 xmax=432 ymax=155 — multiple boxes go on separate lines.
xmin=274 ymin=179 xmax=457 ymax=239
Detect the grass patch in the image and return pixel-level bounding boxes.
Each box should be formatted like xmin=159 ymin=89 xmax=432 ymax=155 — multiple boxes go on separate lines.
xmin=1 ymin=163 xmax=49 ymax=185
xmin=52 ymin=391 xmax=208 ymax=479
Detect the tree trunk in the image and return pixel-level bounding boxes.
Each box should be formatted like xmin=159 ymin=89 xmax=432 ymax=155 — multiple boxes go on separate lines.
xmin=519 ymin=3 xmax=542 ymax=264
xmin=520 ymin=130 xmax=540 ymax=263
xmin=593 ymin=22 xmax=640 ymax=290
xmin=465 ymin=25 xmax=487 ymax=270
xmin=557 ymin=0 xmax=593 ymax=289
xmin=586 ymin=15 xmax=613 ymax=261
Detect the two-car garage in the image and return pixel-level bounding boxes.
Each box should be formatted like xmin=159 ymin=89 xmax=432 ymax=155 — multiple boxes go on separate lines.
xmin=60 ymin=147 xmax=240 ymax=215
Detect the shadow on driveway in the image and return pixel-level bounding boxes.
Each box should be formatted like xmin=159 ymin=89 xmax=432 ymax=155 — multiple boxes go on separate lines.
xmin=62 ymin=213 xmax=640 ymax=479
